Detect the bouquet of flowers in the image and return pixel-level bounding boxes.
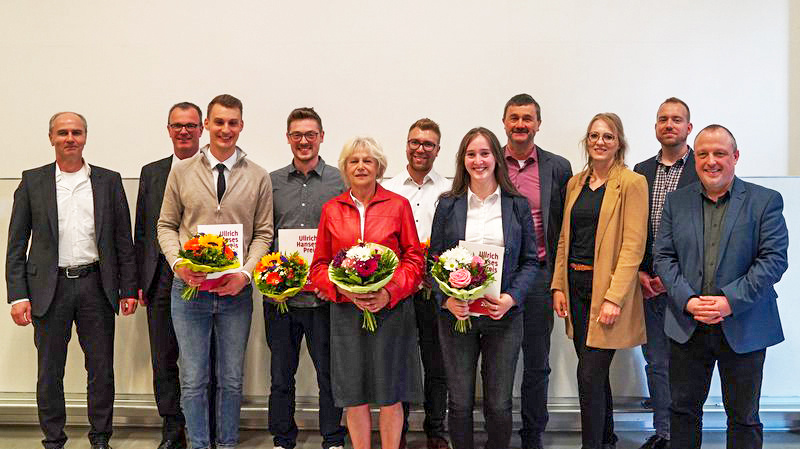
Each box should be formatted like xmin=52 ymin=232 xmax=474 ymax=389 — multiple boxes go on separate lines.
xmin=328 ymin=241 xmax=398 ymax=332
xmin=254 ymin=252 xmax=309 ymax=313
xmin=176 ymin=233 xmax=240 ymax=300
xmin=430 ymin=246 xmax=496 ymax=332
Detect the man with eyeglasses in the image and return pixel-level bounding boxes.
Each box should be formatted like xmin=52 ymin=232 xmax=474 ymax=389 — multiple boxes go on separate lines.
xmin=266 ymin=107 xmax=346 ymax=449
xmin=501 ymin=94 xmax=572 ymax=449
xmin=632 ymin=97 xmax=698 ymax=449
xmin=158 ymin=94 xmax=273 ymax=449
xmin=135 ymin=102 xmax=219 ymax=449
xmin=382 ymin=118 xmax=451 ymax=449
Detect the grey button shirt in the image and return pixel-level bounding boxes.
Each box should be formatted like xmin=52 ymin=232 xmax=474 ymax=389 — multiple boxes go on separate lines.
xmin=701 ymin=189 xmax=731 ymax=296
xmin=269 ymin=157 xmax=346 ymax=307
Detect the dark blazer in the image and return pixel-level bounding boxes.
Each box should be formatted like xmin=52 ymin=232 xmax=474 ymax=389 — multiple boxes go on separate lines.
xmin=134 ymin=155 xmax=172 ymax=295
xmin=654 ymin=177 xmax=788 ymax=353
xmin=429 ymin=189 xmax=539 ymax=315
xmin=633 ymin=149 xmax=698 ymax=274
xmin=6 ymin=162 xmax=138 ymax=316
xmin=535 ymin=147 xmax=573 ymax=273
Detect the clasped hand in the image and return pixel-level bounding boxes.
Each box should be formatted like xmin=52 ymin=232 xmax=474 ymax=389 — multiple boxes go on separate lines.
xmin=337 ymin=286 xmax=390 ymax=313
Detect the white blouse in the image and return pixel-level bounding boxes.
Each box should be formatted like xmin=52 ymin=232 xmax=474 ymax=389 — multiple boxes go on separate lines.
xmin=464 ymin=185 xmax=504 ymax=247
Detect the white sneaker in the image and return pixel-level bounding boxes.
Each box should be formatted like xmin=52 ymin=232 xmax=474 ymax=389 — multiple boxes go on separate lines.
xmin=273 ymin=446 xmax=286 ymax=449
xmin=328 ymin=446 xmax=344 ymax=449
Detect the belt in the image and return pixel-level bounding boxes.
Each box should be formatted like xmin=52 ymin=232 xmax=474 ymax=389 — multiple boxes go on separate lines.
xmin=568 ymin=263 xmax=593 ymax=271
xmin=58 ymin=262 xmax=99 ymax=279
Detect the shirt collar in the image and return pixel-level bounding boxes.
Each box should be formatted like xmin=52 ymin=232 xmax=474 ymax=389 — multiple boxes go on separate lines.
xmin=202 ymin=145 xmax=239 ymax=171
xmin=290 ymin=156 xmax=325 ymax=177
xmin=54 ymin=160 xmax=91 ymax=180
xmin=656 ymin=148 xmax=690 ymax=167
xmin=395 ymin=166 xmax=443 ymax=187
xmin=504 ymin=145 xmax=538 ymax=164
xmin=467 ymin=184 xmax=501 ymax=207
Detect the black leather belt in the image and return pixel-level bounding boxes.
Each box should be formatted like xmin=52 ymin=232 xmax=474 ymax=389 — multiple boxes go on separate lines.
xmin=58 ymin=262 xmax=99 ymax=279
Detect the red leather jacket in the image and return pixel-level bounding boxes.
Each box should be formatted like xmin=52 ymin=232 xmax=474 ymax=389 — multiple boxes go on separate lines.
xmin=310 ymin=184 xmax=424 ymax=308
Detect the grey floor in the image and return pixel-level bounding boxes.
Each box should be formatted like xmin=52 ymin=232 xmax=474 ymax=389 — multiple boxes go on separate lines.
xmin=2 ymin=426 xmax=800 ymax=449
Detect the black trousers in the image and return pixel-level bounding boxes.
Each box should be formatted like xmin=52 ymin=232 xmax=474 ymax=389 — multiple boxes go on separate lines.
xmin=568 ymin=270 xmax=617 ymax=449
xmin=33 ymin=270 xmax=115 ymax=449
xmin=402 ymin=290 xmax=448 ymax=441
xmin=146 ymin=255 xmax=217 ymax=442
xmin=519 ymin=264 xmax=553 ymax=449
xmin=670 ymin=324 xmax=766 ymax=449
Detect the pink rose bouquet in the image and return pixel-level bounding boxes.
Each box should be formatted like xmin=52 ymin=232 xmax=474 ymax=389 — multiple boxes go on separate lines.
xmin=430 ymin=246 xmax=496 ymax=333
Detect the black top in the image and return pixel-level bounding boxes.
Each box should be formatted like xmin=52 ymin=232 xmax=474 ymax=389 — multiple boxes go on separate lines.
xmin=569 ymin=178 xmax=606 ymax=265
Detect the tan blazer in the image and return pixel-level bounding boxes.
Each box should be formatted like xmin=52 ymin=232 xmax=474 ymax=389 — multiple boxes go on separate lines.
xmin=551 ymin=165 xmax=648 ymax=349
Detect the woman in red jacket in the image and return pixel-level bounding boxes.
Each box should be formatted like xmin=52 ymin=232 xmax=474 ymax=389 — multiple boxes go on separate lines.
xmin=310 ymin=136 xmax=424 ymax=449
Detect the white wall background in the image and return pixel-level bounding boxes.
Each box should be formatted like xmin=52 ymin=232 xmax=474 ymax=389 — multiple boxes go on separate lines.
xmin=0 ymin=0 xmax=797 ymax=402
xmin=0 ymin=0 xmax=792 ymax=180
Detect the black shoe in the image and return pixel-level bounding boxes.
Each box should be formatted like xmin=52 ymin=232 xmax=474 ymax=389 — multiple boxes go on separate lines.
xmin=641 ymin=397 xmax=653 ymax=409
xmin=91 ymin=444 xmax=112 ymax=449
xmin=638 ymin=434 xmax=670 ymax=449
xmin=158 ymin=438 xmax=188 ymax=449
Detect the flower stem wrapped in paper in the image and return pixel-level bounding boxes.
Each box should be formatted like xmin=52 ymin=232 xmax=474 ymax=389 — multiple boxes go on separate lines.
xmin=328 ymin=241 xmax=398 ymax=332
xmin=254 ymin=252 xmax=309 ymax=313
xmin=430 ymin=246 xmax=496 ymax=333
xmin=176 ymin=233 xmax=240 ymax=300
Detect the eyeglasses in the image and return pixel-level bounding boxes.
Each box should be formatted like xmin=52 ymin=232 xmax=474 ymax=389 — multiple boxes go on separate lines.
xmin=288 ymin=131 xmax=320 ymax=142
xmin=587 ymin=132 xmax=617 ymax=144
xmin=169 ymin=123 xmax=200 ymax=131
xmin=407 ymin=139 xmax=438 ymax=151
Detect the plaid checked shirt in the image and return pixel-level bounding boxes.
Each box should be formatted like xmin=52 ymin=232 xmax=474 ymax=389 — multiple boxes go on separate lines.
xmin=650 ymin=149 xmax=690 ymax=250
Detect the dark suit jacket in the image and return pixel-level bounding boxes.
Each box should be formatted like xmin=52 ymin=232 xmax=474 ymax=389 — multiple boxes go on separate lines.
xmin=134 ymin=155 xmax=172 ymax=295
xmin=534 ymin=147 xmax=573 ymax=273
xmin=6 ymin=162 xmax=138 ymax=316
xmin=633 ymin=149 xmax=698 ymax=274
xmin=654 ymin=177 xmax=788 ymax=353
xmin=429 ymin=189 xmax=540 ymax=315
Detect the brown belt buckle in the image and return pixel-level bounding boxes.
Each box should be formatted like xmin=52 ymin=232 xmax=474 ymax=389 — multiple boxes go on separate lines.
xmin=569 ymin=263 xmax=593 ymax=271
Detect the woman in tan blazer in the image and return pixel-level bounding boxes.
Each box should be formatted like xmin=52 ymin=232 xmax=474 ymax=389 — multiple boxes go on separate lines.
xmin=551 ymin=112 xmax=648 ymax=449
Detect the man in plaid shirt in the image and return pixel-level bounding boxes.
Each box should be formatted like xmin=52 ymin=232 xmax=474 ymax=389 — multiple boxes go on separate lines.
xmin=633 ymin=97 xmax=699 ymax=449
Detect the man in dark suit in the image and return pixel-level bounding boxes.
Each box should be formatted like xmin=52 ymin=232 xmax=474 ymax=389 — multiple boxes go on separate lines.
xmin=654 ymin=125 xmax=788 ymax=449
xmin=134 ymin=102 xmax=205 ymax=449
xmin=6 ymin=111 xmax=138 ymax=449
xmin=501 ymin=93 xmax=572 ymax=449
xmin=633 ymin=97 xmax=698 ymax=449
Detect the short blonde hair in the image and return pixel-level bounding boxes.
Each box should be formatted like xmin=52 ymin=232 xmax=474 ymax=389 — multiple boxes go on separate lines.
xmin=337 ymin=136 xmax=388 ymax=186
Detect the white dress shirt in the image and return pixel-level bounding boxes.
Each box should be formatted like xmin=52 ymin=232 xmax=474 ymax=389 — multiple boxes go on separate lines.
xmin=349 ymin=191 xmax=367 ymax=239
xmin=203 ymin=146 xmax=239 ymax=194
xmin=56 ymin=162 xmax=99 ymax=267
xmin=464 ymin=185 xmax=504 ymax=247
xmin=382 ymin=167 xmax=451 ymax=242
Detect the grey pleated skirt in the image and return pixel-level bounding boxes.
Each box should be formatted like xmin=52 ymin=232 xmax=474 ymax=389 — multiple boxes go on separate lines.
xmin=330 ymin=297 xmax=423 ymax=407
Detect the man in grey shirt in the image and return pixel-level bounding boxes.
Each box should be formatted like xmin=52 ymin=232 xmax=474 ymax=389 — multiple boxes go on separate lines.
xmin=266 ymin=107 xmax=347 ymax=449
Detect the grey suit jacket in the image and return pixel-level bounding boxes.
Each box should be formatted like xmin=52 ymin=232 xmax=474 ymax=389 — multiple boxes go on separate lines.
xmin=134 ymin=155 xmax=172 ymax=295
xmin=6 ymin=162 xmax=137 ymax=316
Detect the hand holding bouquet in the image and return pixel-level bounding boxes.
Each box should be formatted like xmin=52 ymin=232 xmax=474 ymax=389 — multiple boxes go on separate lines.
xmin=328 ymin=241 xmax=398 ymax=332
xmin=176 ymin=233 xmax=240 ymax=300
xmin=254 ymin=252 xmax=309 ymax=313
xmin=430 ymin=246 xmax=496 ymax=333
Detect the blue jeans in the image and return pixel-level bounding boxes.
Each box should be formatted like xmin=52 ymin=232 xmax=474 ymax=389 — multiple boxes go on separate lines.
xmin=520 ymin=264 xmax=553 ymax=449
xmin=438 ymin=311 xmax=522 ymax=449
xmin=265 ymin=303 xmax=346 ymax=449
xmin=171 ymin=278 xmax=253 ymax=449
xmin=641 ymin=292 xmax=670 ymax=439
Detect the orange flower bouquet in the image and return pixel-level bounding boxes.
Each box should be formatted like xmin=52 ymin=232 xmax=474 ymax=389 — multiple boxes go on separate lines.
xmin=176 ymin=233 xmax=240 ymax=300
xmin=254 ymin=252 xmax=309 ymax=313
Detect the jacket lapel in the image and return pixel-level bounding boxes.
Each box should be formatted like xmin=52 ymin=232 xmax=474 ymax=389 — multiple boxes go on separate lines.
xmin=538 ymin=149 xmax=553 ymax=234
xmin=715 ymin=177 xmax=745 ymax=265
xmin=595 ymin=167 xmax=621 ymax=251
xmin=90 ymin=166 xmax=105 ymax=244
xmin=43 ymin=164 xmax=59 ymax=240
xmin=453 ymin=194 xmax=468 ymax=242
xmin=689 ymin=182 xmax=704 ymax=261
xmin=501 ymin=191 xmax=513 ymax=246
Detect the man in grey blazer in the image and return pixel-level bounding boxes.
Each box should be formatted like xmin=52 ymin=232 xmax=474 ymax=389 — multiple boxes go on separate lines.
xmin=134 ymin=102 xmax=205 ymax=449
xmin=501 ymin=93 xmax=572 ymax=449
xmin=6 ymin=111 xmax=138 ymax=449
xmin=654 ymin=125 xmax=788 ymax=449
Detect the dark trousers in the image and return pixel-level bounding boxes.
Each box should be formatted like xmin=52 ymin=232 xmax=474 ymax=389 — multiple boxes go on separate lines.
xmin=569 ymin=270 xmax=617 ymax=449
xmin=147 ymin=256 xmax=217 ymax=443
xmin=519 ymin=264 xmax=553 ymax=449
xmin=402 ymin=291 xmax=448 ymax=441
xmin=670 ymin=325 xmax=766 ymax=449
xmin=146 ymin=256 xmax=185 ymax=441
xmin=265 ymin=303 xmax=346 ymax=449
xmin=438 ymin=311 xmax=522 ymax=449
xmin=641 ymin=292 xmax=670 ymax=439
xmin=32 ymin=270 xmax=115 ymax=449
